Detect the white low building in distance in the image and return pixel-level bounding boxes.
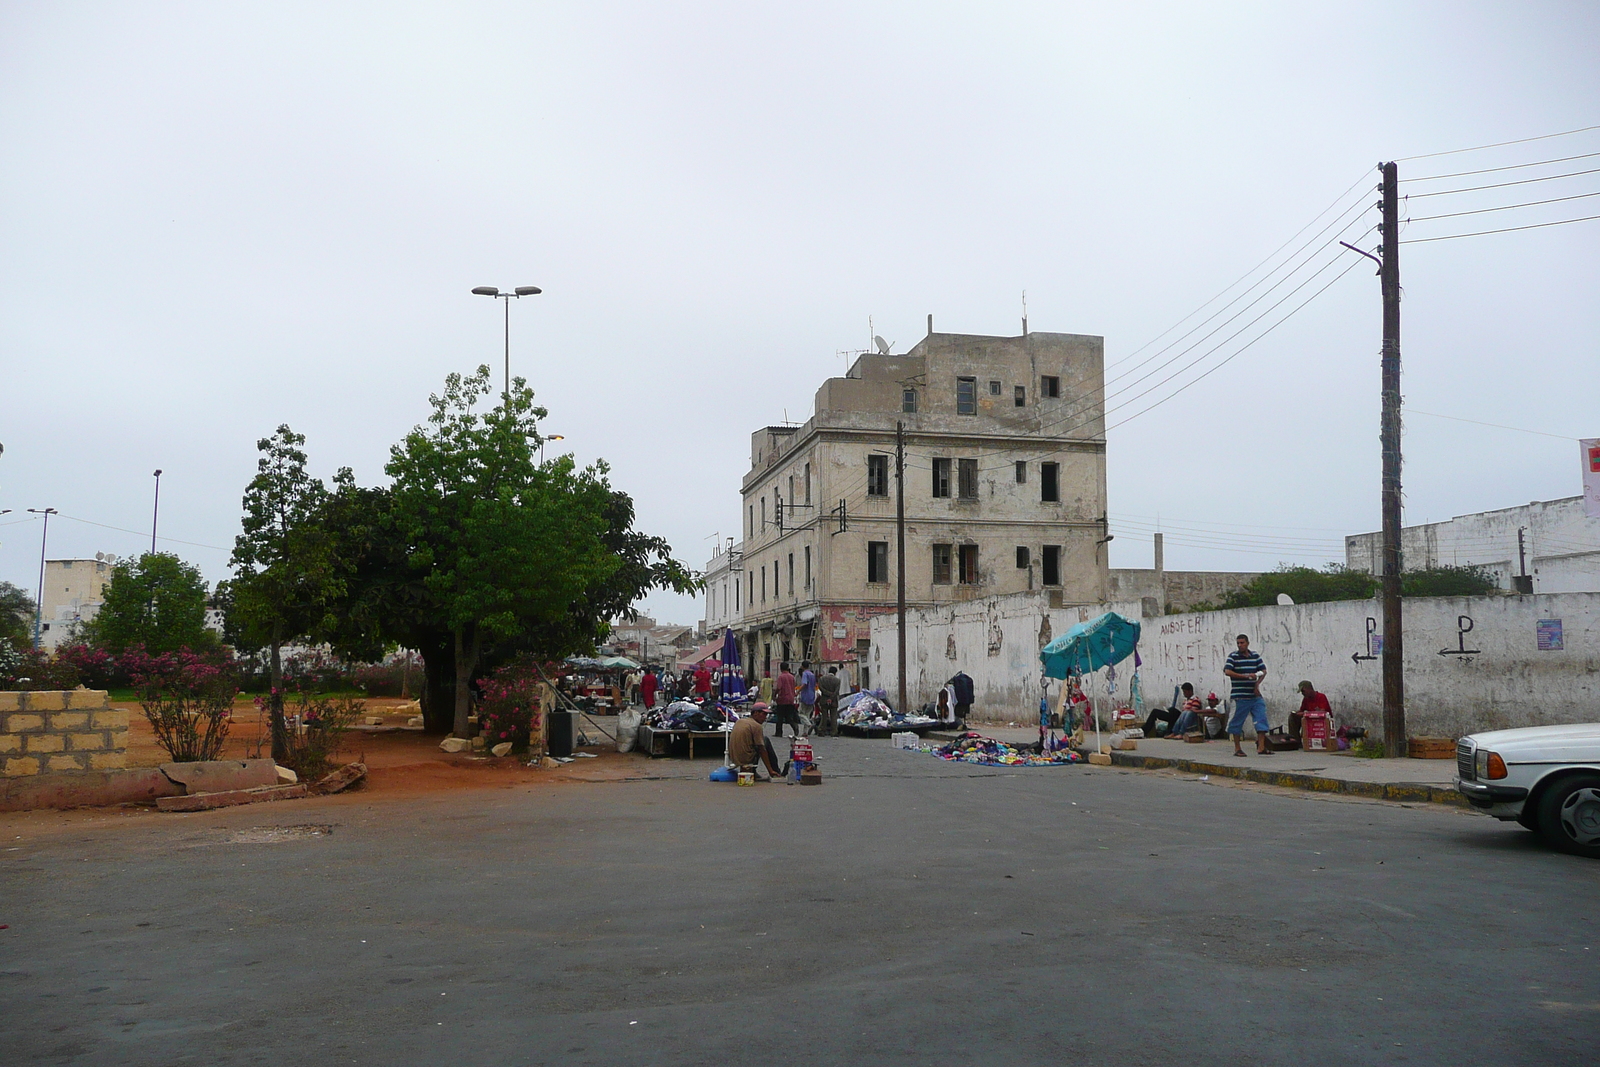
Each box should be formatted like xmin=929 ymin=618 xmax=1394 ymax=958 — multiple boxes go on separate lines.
xmin=36 ymin=554 xmax=118 ymax=650
xmin=1345 ymin=495 xmax=1600 ymax=593
xmin=701 ymin=538 xmax=743 ymax=638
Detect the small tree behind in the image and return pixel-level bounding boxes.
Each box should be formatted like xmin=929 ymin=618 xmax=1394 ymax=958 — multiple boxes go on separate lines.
xmin=0 ymin=581 xmax=35 ymax=650
xmin=80 ymin=553 xmax=215 ymax=655
xmin=229 ymin=425 xmax=339 ymax=762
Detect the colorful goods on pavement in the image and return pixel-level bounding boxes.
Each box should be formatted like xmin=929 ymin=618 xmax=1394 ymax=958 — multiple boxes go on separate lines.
xmin=926 ymin=732 xmax=1086 ymax=768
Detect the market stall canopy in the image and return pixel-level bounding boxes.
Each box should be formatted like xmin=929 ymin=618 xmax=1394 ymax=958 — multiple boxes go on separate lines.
xmin=1040 ymin=612 xmax=1141 ymax=678
xmin=677 ymin=639 xmax=725 ymax=669
xmin=597 ymin=656 xmax=641 ymax=671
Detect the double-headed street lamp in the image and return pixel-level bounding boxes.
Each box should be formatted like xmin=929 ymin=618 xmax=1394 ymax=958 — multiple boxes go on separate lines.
xmin=151 ymin=469 xmax=163 ymax=555
xmin=471 ymin=285 xmax=542 ymax=400
xmin=27 ymin=507 xmax=57 ymax=649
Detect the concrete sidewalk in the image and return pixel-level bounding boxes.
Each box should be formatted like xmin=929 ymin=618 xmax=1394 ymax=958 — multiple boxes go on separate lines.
xmin=936 ymin=725 xmax=1466 ymax=805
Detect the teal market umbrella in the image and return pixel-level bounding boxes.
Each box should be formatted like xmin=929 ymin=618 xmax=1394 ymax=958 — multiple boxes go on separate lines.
xmin=1040 ymin=612 xmax=1141 ymax=752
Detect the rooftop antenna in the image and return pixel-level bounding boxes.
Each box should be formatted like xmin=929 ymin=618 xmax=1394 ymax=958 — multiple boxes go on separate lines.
xmin=1022 ymin=289 xmax=1028 ymax=336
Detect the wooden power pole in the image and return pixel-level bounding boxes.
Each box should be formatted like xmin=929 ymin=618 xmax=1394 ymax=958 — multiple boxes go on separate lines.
xmin=1379 ymin=161 xmax=1407 ymax=757
xmin=895 ymin=421 xmax=908 ymax=716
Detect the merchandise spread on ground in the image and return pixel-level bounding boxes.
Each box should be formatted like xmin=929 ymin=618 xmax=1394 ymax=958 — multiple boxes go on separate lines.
xmin=924 ymin=732 xmax=1086 ymax=767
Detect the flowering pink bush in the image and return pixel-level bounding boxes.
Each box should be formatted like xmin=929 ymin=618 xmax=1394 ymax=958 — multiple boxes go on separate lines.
xmin=478 ymin=662 xmax=544 ymax=752
xmin=129 ymin=646 xmax=239 ymax=762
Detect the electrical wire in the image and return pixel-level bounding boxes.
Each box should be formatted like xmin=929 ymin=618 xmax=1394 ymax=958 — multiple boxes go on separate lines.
xmin=1405 ymin=409 xmax=1578 ymax=440
xmin=1394 ymin=124 xmax=1600 ymax=162
xmin=1402 ymin=166 xmax=1600 ymax=198
xmin=1401 ymin=212 xmax=1600 ymax=244
xmin=1404 ymin=189 xmax=1600 ymax=223
xmin=1401 ymin=150 xmax=1600 ymax=183
xmin=55 ymin=512 xmax=232 ymax=553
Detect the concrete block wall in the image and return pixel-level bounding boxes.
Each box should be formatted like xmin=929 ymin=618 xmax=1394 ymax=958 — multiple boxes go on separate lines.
xmin=0 ymin=691 xmax=128 ymax=777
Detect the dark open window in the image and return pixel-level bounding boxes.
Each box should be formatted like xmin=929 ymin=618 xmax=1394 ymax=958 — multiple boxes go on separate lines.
xmin=1014 ymin=385 xmax=1026 ymax=407
xmin=932 ymin=544 xmax=952 ymax=584
xmin=867 ymin=454 xmax=889 ymax=496
xmin=1014 ymin=460 xmax=1026 ymax=484
xmin=1040 ymin=461 xmax=1060 ymax=503
xmin=957 ymin=544 xmax=979 ymax=584
xmin=902 ymin=388 xmax=918 ymax=413
xmin=932 ymin=458 xmax=951 ymax=498
xmin=1041 ymin=375 xmax=1061 ymax=398
xmin=988 ymin=380 xmax=1001 ymax=395
xmin=867 ymin=541 xmax=889 ymax=583
xmin=956 ymin=377 xmax=977 ymax=415
xmin=957 ymin=458 xmax=978 ymax=500
xmin=1016 ymin=546 xmax=1030 ymax=569
xmin=1043 ymin=545 xmax=1061 ymax=586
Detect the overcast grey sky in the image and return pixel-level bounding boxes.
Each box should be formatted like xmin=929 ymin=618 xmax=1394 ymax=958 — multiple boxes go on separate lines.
xmin=2 ymin=1 xmax=1597 ymax=626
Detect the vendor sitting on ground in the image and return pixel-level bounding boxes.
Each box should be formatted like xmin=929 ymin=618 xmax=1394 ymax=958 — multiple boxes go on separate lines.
xmin=728 ymin=703 xmax=783 ymax=780
xmin=1146 ymin=683 xmax=1202 ymax=737
xmin=1291 ymin=680 xmax=1331 ymax=737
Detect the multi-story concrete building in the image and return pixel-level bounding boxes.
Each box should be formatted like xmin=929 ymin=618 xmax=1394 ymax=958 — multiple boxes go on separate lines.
xmin=1345 ymin=495 xmax=1600 ymax=593
xmin=701 ymin=538 xmax=743 ymax=637
xmin=37 ymin=555 xmax=116 ymax=650
xmin=738 ymin=327 xmax=1109 ymax=688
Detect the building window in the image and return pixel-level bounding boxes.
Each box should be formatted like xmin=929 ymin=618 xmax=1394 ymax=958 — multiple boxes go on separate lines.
xmin=932 ymin=458 xmax=952 ymax=498
xmin=788 ymin=553 xmax=794 ymax=596
xmin=761 ymin=498 xmax=767 ymax=531
xmin=748 ymin=505 xmax=754 ymax=538
xmin=957 ymin=458 xmax=978 ymax=500
xmin=867 ymin=454 xmax=889 ymax=497
xmin=956 ymin=376 xmax=977 ymax=415
xmin=932 ymin=544 xmax=953 ymax=584
xmin=867 ymin=541 xmax=889 ymax=583
xmin=1014 ymin=460 xmax=1026 ymax=484
xmin=735 ymin=577 xmax=741 ymax=611
xmin=1043 ymin=545 xmax=1061 ymax=586
xmin=761 ymin=565 xmax=767 ymax=602
xmin=988 ymin=380 xmax=1001 ymax=395
xmin=788 ymin=475 xmax=795 ymax=509
xmin=804 ymin=546 xmax=812 ymax=588
xmin=1016 ymin=546 xmax=1030 ymax=569
xmin=1041 ymin=375 xmax=1061 ymax=398
xmin=958 ymin=544 xmax=979 ymax=584
xmin=1014 ymin=385 xmax=1026 ymax=407
xmin=804 ymin=463 xmax=811 ymax=505
xmin=1041 ymin=461 xmax=1060 ymax=503
xmin=902 ymin=388 xmax=917 ymax=413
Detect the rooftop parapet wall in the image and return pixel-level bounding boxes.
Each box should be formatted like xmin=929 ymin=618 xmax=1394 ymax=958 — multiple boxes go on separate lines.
xmin=0 ymin=690 xmax=127 ymax=777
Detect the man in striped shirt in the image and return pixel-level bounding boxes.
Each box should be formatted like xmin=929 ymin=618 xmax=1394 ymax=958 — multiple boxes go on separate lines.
xmin=1223 ymin=634 xmax=1270 ymax=757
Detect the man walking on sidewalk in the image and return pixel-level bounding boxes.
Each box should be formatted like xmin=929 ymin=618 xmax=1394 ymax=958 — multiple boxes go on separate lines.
xmin=1223 ymin=634 xmax=1270 ymax=757
xmin=772 ymin=662 xmax=801 ymax=738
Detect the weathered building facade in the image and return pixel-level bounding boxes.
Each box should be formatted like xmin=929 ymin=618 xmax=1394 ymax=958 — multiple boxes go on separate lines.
xmin=738 ymin=329 xmax=1109 ymax=686
xmin=700 ymin=538 xmax=743 ymax=637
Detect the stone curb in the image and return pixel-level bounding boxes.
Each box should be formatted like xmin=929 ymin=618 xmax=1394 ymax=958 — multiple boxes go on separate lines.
xmin=1107 ymin=751 xmax=1468 ymax=807
xmin=156 ymin=783 xmax=308 ymax=812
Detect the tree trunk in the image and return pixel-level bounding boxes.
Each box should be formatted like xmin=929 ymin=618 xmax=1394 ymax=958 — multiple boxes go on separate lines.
xmin=268 ymin=623 xmax=288 ymax=762
xmin=452 ymin=624 xmax=480 ymax=738
xmin=417 ymin=636 xmax=454 ymax=735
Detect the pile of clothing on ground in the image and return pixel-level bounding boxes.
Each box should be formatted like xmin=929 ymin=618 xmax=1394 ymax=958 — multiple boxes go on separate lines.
xmin=644 ymin=700 xmax=729 ymax=732
xmin=838 ymin=690 xmax=939 ymax=730
xmin=926 ymin=731 xmax=1085 ymax=767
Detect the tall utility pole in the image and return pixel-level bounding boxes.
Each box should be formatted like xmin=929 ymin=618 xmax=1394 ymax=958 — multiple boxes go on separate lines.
xmin=1378 ymin=161 xmax=1406 ymax=757
xmin=150 ymin=469 xmax=163 ymax=555
xmin=895 ymin=421 xmax=907 ymax=717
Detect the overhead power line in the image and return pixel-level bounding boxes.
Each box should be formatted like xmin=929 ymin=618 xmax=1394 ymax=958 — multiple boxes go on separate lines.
xmin=1403 ymin=150 xmax=1600 ymax=183
xmin=1394 ymin=124 xmax=1600 ymax=162
xmin=1403 ymin=165 xmax=1600 ymax=199
xmin=1401 ymin=212 xmax=1600 ymax=244
xmin=1404 ymin=188 xmax=1600 ymax=223
xmin=1406 ymin=409 xmax=1578 ymax=441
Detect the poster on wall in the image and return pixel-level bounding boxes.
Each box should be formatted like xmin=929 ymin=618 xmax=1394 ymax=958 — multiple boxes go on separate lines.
xmin=1583 ymin=438 xmax=1600 ymax=519
xmin=1536 ymin=619 xmax=1564 ymax=651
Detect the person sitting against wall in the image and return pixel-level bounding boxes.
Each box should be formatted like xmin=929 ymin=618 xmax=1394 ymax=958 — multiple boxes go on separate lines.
xmin=1291 ymin=680 xmax=1332 ymax=738
xmin=1147 ymin=682 xmax=1202 ymax=738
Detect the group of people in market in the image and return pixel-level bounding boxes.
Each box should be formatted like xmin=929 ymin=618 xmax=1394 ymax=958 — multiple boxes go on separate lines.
xmin=1140 ymin=633 xmax=1333 ymax=756
xmin=628 ymin=664 xmax=716 ymax=709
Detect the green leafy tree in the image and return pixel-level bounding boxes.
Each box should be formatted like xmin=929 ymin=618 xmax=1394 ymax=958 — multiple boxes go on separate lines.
xmin=0 ymin=580 xmax=35 ymax=649
xmin=384 ymin=367 xmax=621 ymax=737
xmin=1214 ymin=564 xmax=1377 ymax=609
xmin=79 ymin=553 xmax=215 ymax=654
xmin=228 ymin=425 xmax=340 ymax=761
xmin=1401 ymin=564 xmax=1499 ymax=597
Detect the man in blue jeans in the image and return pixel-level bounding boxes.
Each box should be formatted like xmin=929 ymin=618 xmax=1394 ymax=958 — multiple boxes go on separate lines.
xmin=1223 ymin=633 xmax=1270 ymax=757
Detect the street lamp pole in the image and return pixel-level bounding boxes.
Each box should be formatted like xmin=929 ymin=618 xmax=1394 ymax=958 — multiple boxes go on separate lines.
xmin=541 ymin=434 xmax=564 ymax=463
xmin=151 ymin=469 xmax=163 ymax=555
xmin=471 ymin=285 xmax=542 ymax=401
xmin=28 ymin=507 xmax=57 ymax=649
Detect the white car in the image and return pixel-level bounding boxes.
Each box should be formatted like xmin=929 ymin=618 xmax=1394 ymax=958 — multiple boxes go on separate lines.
xmin=1455 ymin=724 xmax=1600 ymax=857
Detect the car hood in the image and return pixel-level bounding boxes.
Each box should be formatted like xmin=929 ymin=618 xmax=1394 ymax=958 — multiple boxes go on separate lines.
xmin=1464 ymin=722 xmax=1600 ymax=762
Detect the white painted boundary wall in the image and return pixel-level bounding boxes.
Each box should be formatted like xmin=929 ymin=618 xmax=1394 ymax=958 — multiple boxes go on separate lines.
xmin=869 ymin=592 xmax=1145 ymax=723
xmin=1143 ymin=593 xmax=1598 ymax=737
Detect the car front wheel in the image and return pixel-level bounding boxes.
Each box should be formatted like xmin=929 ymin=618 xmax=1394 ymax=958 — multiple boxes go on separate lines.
xmin=1537 ymin=773 xmax=1600 ymax=858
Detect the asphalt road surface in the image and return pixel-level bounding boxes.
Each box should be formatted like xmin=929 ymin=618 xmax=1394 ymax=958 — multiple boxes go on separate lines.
xmin=3 ymin=738 xmax=1597 ymax=1066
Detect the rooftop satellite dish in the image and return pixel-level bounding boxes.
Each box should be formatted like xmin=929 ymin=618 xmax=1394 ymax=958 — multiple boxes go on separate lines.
xmin=95 ymin=552 xmax=105 ymax=561
xmin=1276 ymin=593 xmax=1295 ymax=606
xmin=873 ymin=335 xmax=892 ymax=355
